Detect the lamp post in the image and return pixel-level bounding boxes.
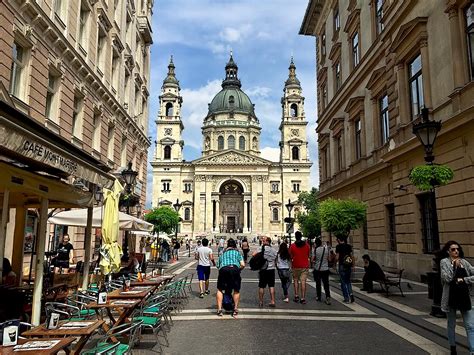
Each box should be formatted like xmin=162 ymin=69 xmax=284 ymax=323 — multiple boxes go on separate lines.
xmin=173 ymin=199 xmax=182 ymax=241
xmin=121 ymin=162 xmax=138 ymax=259
xmin=412 ymin=107 xmax=443 ymax=317
xmin=285 ymin=199 xmax=295 ymax=245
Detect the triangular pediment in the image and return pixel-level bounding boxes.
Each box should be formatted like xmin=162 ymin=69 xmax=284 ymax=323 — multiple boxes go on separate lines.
xmin=181 ymin=200 xmax=193 ymax=205
xmin=159 ymin=199 xmax=173 ymax=206
xmin=269 ymin=200 xmax=282 ymax=206
xmin=193 ymin=149 xmax=273 ymax=165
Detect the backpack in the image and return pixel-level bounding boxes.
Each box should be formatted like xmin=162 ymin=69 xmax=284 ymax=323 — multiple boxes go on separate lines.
xmin=222 ymin=291 xmax=234 ymax=311
xmin=249 ymin=246 xmax=268 ymax=271
xmin=343 ymin=254 xmax=353 ymax=268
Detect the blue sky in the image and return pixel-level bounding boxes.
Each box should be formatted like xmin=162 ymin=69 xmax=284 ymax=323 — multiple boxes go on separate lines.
xmin=146 ymin=0 xmax=318 ymax=206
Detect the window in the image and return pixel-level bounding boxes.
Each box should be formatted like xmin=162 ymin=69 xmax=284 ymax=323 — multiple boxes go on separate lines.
xmin=114 ymin=0 xmax=122 ymax=25
xmin=165 ymin=102 xmax=173 ymax=116
xmin=271 ymin=182 xmax=279 ymax=193
xmin=325 ymin=147 xmax=330 ymax=179
xmin=97 ymin=29 xmax=106 ymax=73
xmin=363 ymin=219 xmax=368 ymax=249
xmin=9 ymin=42 xmax=27 ymax=98
xmin=292 ymin=182 xmax=300 ymax=193
xmin=184 ymin=208 xmax=191 ymax=221
xmin=239 ymin=136 xmax=245 ymax=150
xmin=229 ymin=95 xmax=235 ymax=107
xmin=161 ymin=181 xmax=171 ymax=192
xmin=272 ymin=208 xmax=279 ymax=221
xmin=336 ymin=135 xmax=343 ymax=171
xmin=408 ymin=54 xmax=424 ymax=119
xmin=124 ymin=71 xmax=130 ymax=110
xmin=321 ymin=28 xmax=326 ymax=57
xmin=54 ymin=0 xmax=66 ymax=22
xmin=386 ymin=204 xmax=397 ymax=251
xmin=218 ymin=136 xmax=224 ymax=150
xmin=322 ymin=82 xmax=328 ymax=110
xmin=92 ymin=111 xmax=101 ymax=152
xmin=292 ymin=146 xmax=300 ymax=160
xmin=112 ymin=53 xmax=119 ymax=90
xmin=334 ymin=6 xmax=340 ymax=33
xmin=334 ymin=61 xmax=341 ymax=91
xmin=228 ymin=135 xmax=235 ymax=149
xmin=355 ymin=118 xmax=362 ymax=160
xmin=351 ymin=32 xmax=360 ymax=68
xmin=164 ymin=145 xmax=171 ymax=160
xmin=321 ymin=147 xmax=330 ymax=180
xmin=466 ymin=3 xmax=474 ymax=80
xmin=120 ymin=137 xmax=127 ymax=167
xmin=72 ymin=95 xmax=83 ymax=138
xmin=184 ymin=183 xmax=192 ymax=192
xmin=290 ymin=103 xmax=298 ymax=117
xmin=376 ymin=0 xmax=384 ymax=35
xmin=380 ymin=94 xmax=389 ymax=144
xmin=78 ymin=3 xmax=89 ymax=50
xmin=45 ymin=73 xmax=59 ymax=121
xmin=107 ymin=126 xmax=114 ymax=160
xmin=418 ymin=193 xmax=439 ymax=253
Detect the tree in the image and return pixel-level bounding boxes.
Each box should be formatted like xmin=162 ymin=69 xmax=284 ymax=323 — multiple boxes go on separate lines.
xmin=296 ymin=188 xmax=321 ymax=238
xmin=144 ymin=206 xmax=180 ymax=235
xmin=319 ymin=198 xmax=367 ymax=240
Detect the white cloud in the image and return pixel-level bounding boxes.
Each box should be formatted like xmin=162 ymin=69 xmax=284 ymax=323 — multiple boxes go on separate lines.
xmin=260 ymin=147 xmax=280 ymax=162
xmin=245 ymin=86 xmax=271 ymax=98
xmin=219 ymin=27 xmax=243 ymax=42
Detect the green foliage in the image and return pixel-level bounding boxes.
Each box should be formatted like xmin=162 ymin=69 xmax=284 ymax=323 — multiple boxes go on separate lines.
xmin=296 ymin=188 xmax=321 ymax=238
xmin=409 ymin=164 xmax=454 ymax=191
xmin=319 ymin=198 xmax=367 ymax=239
xmin=144 ymin=206 xmax=180 ymax=235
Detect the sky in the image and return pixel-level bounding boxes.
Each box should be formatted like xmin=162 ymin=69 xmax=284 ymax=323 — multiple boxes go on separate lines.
xmin=146 ymin=0 xmax=318 ymax=207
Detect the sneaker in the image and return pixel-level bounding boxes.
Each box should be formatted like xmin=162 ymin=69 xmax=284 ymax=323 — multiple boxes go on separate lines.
xmin=199 ymin=293 xmax=204 ymax=298
xmin=325 ymin=297 xmax=331 ymax=305
xmin=350 ymin=295 xmax=355 ymax=303
xmin=300 ymin=299 xmax=307 ymax=305
xmin=217 ymin=310 xmax=223 ymax=317
xmin=205 ymin=290 xmax=211 ymax=295
xmin=283 ymin=298 xmax=289 ymax=303
xmin=343 ymin=299 xmax=351 ymax=304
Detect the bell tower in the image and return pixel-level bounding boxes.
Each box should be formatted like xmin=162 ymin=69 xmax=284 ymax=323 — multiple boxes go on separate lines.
xmin=279 ymin=57 xmax=309 ymax=164
xmin=155 ymin=56 xmax=184 ymax=162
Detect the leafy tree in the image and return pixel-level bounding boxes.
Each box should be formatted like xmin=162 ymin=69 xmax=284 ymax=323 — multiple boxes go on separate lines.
xmin=319 ymin=198 xmax=367 ymax=240
xmin=296 ymin=188 xmax=321 ymax=238
xmin=144 ymin=206 xmax=180 ymax=235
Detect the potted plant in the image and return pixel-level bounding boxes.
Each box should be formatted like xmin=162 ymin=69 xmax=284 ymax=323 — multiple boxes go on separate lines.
xmin=409 ymin=164 xmax=454 ymax=191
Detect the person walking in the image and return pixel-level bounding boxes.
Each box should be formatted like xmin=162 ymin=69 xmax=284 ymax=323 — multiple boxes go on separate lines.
xmin=312 ymin=238 xmax=331 ymax=305
xmin=254 ymin=236 xmax=277 ymax=307
xmin=276 ymin=242 xmax=291 ymax=303
xmin=289 ymin=231 xmax=310 ymax=304
xmin=440 ymin=240 xmax=474 ymax=355
xmin=217 ymin=237 xmax=225 ymax=257
xmin=53 ymin=234 xmax=74 ymax=274
xmin=335 ymin=236 xmax=355 ymax=303
xmin=216 ymin=239 xmax=245 ymax=317
xmin=241 ymin=238 xmax=250 ymax=264
xmin=195 ymin=238 xmax=215 ymax=298
xmin=173 ymin=239 xmax=181 ymax=261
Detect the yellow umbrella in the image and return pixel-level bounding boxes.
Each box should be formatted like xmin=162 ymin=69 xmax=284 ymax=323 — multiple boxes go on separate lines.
xmin=100 ymin=179 xmax=123 ymax=275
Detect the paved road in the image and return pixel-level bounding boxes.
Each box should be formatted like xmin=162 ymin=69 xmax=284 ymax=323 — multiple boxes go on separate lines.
xmin=136 ymin=244 xmax=468 ymax=354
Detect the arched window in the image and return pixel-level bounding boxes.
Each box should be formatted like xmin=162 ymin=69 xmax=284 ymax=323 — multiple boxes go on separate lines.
xmin=292 ymin=146 xmax=300 ymax=160
xmin=184 ymin=207 xmax=191 ymax=221
xmin=272 ymin=208 xmax=279 ymax=221
xmin=218 ymin=136 xmax=224 ymax=150
xmin=229 ymin=95 xmax=235 ymax=107
xmin=239 ymin=136 xmax=245 ymax=150
xmin=290 ymin=103 xmax=298 ymax=117
xmin=228 ymin=135 xmax=235 ymax=149
xmin=252 ymin=137 xmax=258 ymax=150
xmin=165 ymin=103 xmax=173 ymax=116
xmin=164 ymin=145 xmax=171 ymax=159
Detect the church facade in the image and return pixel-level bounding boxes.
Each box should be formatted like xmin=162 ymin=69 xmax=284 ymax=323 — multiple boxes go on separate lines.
xmin=151 ymin=55 xmax=312 ymax=238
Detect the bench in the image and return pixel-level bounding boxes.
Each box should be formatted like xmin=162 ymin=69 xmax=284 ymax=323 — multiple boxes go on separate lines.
xmin=375 ymin=267 xmax=404 ymax=297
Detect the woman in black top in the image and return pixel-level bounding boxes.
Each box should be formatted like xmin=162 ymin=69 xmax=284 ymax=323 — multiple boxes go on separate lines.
xmin=54 ymin=234 xmax=74 ymax=273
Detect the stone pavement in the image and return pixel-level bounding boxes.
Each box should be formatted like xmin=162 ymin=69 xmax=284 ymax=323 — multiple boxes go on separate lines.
xmin=134 ymin=246 xmax=468 ymax=354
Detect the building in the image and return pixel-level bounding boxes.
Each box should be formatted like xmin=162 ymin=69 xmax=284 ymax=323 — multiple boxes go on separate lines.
xmin=151 ymin=55 xmax=312 ymax=239
xmin=0 ymin=0 xmax=152 ymax=281
xmin=300 ymin=0 xmax=474 ymax=278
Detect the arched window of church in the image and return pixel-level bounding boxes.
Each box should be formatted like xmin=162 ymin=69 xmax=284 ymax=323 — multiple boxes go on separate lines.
xmin=184 ymin=207 xmax=191 ymax=221
xmin=252 ymin=137 xmax=258 ymax=150
xmin=272 ymin=208 xmax=279 ymax=221
xmin=229 ymin=95 xmax=235 ymax=107
xmin=239 ymin=136 xmax=245 ymax=150
xmin=228 ymin=135 xmax=235 ymax=149
xmin=290 ymin=103 xmax=298 ymax=117
xmin=164 ymin=145 xmax=171 ymax=159
xmin=218 ymin=136 xmax=224 ymax=150
xmin=292 ymin=146 xmax=299 ymax=160
xmin=165 ymin=103 xmax=173 ymax=117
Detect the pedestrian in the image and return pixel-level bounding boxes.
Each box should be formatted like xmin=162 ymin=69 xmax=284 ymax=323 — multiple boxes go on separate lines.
xmin=312 ymin=238 xmax=332 ymax=305
xmin=440 ymin=240 xmax=474 ymax=354
xmin=335 ymin=236 xmax=355 ymax=303
xmin=161 ymin=239 xmax=170 ymax=262
xmin=276 ymin=242 xmax=291 ymax=303
xmin=173 ymin=239 xmax=181 ymax=261
xmin=186 ymin=239 xmax=190 ymax=257
xmin=217 ymin=237 xmax=225 ymax=257
xmin=254 ymin=236 xmax=277 ymax=307
xmin=289 ymin=231 xmax=310 ymax=304
xmin=361 ymin=254 xmax=385 ymax=293
xmin=241 ymin=237 xmax=250 ymax=263
xmin=216 ymin=238 xmax=245 ymax=317
xmin=52 ymin=234 xmax=74 ymax=274
xmin=195 ymin=238 xmax=215 ymax=298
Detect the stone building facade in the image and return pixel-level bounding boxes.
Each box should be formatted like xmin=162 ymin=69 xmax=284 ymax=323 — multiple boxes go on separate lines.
xmin=151 ymin=55 xmax=312 ymax=239
xmin=300 ymin=0 xmax=474 ymax=279
xmin=0 ymin=0 xmax=152 ymax=273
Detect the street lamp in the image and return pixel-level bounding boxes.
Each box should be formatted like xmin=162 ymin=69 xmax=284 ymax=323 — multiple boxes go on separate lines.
xmin=412 ymin=108 xmax=443 ymax=317
xmin=285 ymin=199 xmax=295 ymax=245
xmin=121 ymin=161 xmax=138 ymax=258
xmin=173 ymin=199 xmax=182 ymax=240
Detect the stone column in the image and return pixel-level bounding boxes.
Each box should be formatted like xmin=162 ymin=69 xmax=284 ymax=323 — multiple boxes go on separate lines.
xmin=447 ymin=6 xmax=466 ymax=89
xmin=243 ymin=199 xmax=248 ymax=232
xmin=247 ymin=200 xmax=251 ymax=232
xmin=397 ymin=63 xmax=409 ymax=125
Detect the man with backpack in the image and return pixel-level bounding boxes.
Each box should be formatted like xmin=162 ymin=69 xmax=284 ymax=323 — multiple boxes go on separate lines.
xmin=252 ymin=236 xmax=277 ymax=307
xmin=336 ymin=236 xmax=355 ymax=303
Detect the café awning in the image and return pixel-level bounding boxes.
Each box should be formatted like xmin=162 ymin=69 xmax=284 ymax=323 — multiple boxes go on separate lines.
xmin=48 ymin=206 xmax=153 ymax=232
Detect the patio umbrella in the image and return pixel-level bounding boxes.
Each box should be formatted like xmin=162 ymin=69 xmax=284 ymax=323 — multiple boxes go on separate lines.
xmin=100 ymin=179 xmax=123 ymax=275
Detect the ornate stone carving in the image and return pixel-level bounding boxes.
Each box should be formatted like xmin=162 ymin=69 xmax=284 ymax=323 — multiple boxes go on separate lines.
xmin=291 ymin=128 xmax=300 ymax=136
xmin=206 ymin=152 xmax=256 ymax=164
xmin=164 ymin=128 xmax=172 ymax=136
xmin=252 ymin=175 xmax=269 ymax=182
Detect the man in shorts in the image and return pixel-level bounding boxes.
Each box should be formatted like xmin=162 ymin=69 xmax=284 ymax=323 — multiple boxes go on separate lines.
xmin=195 ymin=238 xmax=214 ymax=298
xmin=216 ymin=239 xmax=245 ymax=317
xmin=254 ymin=236 xmax=277 ymax=307
xmin=289 ymin=231 xmax=310 ymax=304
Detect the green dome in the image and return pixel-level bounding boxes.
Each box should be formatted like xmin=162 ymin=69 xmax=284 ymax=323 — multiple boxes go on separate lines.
xmin=208 ymin=87 xmax=254 ymax=115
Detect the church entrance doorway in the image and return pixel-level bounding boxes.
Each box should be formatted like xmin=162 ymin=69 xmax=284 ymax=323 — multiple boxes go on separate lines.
xmin=219 ymin=181 xmax=244 ymax=233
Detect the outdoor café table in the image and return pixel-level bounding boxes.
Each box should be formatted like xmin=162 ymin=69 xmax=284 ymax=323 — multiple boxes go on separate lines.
xmin=21 ymin=320 xmax=104 ymax=355
xmin=0 ymin=337 xmax=75 ymax=355
xmin=130 ymin=275 xmax=174 ymax=287
xmin=86 ymin=299 xmax=141 ymax=330
xmin=107 ymin=286 xmax=155 ymax=299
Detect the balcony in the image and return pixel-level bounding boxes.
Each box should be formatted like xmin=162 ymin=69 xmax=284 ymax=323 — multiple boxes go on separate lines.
xmin=137 ymin=16 xmax=152 ymax=45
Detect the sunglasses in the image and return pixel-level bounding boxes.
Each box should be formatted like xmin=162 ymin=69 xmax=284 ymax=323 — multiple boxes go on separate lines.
xmin=450 ymin=248 xmax=459 ymax=251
